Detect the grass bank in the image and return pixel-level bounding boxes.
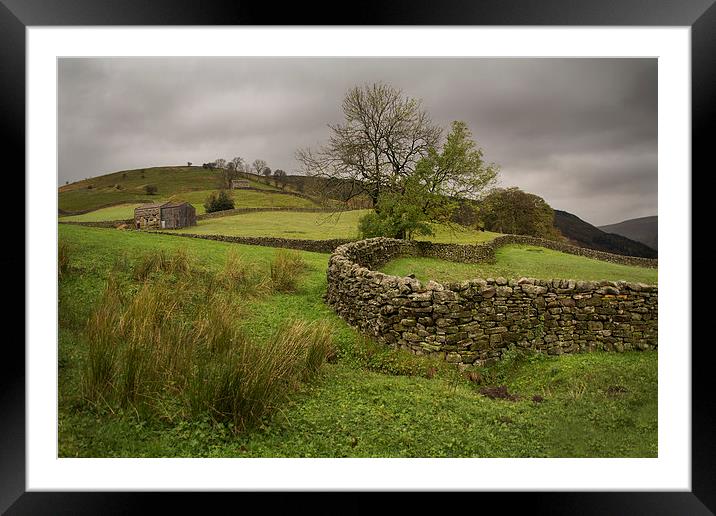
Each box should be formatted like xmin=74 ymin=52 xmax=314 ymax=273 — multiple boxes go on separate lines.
xmin=380 ymin=244 xmax=658 ymax=284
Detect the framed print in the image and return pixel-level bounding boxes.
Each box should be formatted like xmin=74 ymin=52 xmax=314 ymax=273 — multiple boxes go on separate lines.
xmin=4 ymin=0 xmax=712 ymax=513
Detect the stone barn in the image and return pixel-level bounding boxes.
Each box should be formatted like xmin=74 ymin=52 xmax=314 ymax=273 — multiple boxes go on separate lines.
xmin=134 ymin=201 xmax=196 ymax=229
xmin=231 ymin=179 xmax=251 ymax=189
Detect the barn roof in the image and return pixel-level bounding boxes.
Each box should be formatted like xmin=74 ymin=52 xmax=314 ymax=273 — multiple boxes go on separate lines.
xmin=161 ymin=201 xmax=193 ymax=209
xmin=134 ymin=201 xmax=193 ymax=212
xmin=135 ymin=202 xmax=166 ymax=210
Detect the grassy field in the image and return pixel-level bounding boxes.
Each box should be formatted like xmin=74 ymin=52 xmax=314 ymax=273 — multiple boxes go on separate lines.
xmin=58 ymin=225 xmax=657 ymax=458
xmin=171 ymin=209 xmax=502 ymax=244
xmin=59 ymin=166 xmax=281 ymax=212
xmin=381 ymin=244 xmax=658 ymax=284
xmin=62 ymin=190 xmax=319 ymax=221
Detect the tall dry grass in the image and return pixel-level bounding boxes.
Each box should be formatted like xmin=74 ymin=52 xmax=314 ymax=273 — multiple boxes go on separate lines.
xmin=82 ymin=250 xmax=333 ymax=430
xmin=58 ymin=240 xmax=73 ymax=279
xmin=219 ymin=249 xmax=271 ymax=296
xmin=270 ymin=249 xmax=306 ymax=293
xmin=132 ymin=248 xmax=194 ymax=281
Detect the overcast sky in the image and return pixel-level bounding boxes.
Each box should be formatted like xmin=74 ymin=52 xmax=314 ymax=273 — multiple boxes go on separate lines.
xmin=58 ymin=57 xmax=656 ymax=226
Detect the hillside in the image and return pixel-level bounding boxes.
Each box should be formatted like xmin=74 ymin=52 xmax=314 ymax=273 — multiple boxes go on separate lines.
xmin=59 ymin=166 xmax=284 ymax=213
xmin=599 ymin=216 xmax=657 ymax=251
xmin=554 ymin=210 xmax=657 ymax=259
xmin=58 ymin=167 xmax=326 ymax=215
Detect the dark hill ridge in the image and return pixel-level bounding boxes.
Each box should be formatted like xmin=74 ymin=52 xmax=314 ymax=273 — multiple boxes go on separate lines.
xmin=554 ymin=210 xmax=657 ymax=259
xmin=599 ymin=215 xmax=657 ymax=251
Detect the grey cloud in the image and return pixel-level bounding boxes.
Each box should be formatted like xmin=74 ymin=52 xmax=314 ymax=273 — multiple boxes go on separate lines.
xmin=58 ymin=57 xmax=656 ymax=226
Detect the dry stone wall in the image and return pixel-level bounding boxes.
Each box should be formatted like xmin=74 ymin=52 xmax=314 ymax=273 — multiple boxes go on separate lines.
xmin=326 ymin=237 xmax=657 ymax=366
xmin=152 ymin=232 xmax=352 ymax=253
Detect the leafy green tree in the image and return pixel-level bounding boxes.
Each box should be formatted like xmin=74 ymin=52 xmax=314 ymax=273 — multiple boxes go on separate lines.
xmin=359 ymin=190 xmax=434 ymax=240
xmin=144 ymin=184 xmax=158 ymax=195
xmin=478 ymin=187 xmax=559 ymax=239
xmin=410 ymin=120 xmax=498 ymax=221
xmin=357 ymin=120 xmax=499 ymax=239
xmin=204 ymin=189 xmax=235 ymax=213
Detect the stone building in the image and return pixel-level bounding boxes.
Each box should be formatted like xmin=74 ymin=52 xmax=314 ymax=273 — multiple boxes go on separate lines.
xmin=134 ymin=201 xmax=197 ymax=229
xmin=231 ymin=179 xmax=251 ymax=189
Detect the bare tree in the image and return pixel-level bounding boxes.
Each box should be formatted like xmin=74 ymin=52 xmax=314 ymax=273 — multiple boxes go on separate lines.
xmin=252 ymin=159 xmax=267 ymax=176
xmin=230 ymin=156 xmax=245 ymax=173
xmin=295 ymin=82 xmax=441 ymax=207
xmin=214 ymin=158 xmax=227 ymax=170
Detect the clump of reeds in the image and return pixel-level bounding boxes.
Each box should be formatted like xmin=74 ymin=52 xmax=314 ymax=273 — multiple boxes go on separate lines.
xmin=269 ymin=249 xmax=306 ymax=293
xmin=132 ymin=248 xmax=194 ymax=281
xmin=218 ymin=249 xmax=271 ymax=296
xmin=81 ymin=270 xmax=333 ymax=431
xmin=58 ymin=240 xmax=73 ymax=279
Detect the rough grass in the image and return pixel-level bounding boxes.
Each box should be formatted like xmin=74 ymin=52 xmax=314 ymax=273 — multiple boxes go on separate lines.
xmin=58 ymin=225 xmax=658 ymax=458
xmin=81 ymin=249 xmax=332 ymax=431
xmin=380 ymin=244 xmax=658 ymax=284
xmin=172 ymin=209 xmax=501 ymax=244
xmin=58 ymin=240 xmax=73 ymax=279
xmin=270 ymin=249 xmax=306 ymax=292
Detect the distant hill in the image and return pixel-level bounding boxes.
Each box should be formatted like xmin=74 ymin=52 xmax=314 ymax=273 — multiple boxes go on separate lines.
xmin=554 ymin=210 xmax=657 ymax=258
xmin=599 ymin=216 xmax=657 ymax=251
xmin=59 ymin=166 xmax=293 ymax=213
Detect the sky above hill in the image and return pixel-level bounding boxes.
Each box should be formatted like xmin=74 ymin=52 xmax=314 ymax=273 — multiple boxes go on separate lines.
xmin=58 ymin=57 xmax=657 ymax=226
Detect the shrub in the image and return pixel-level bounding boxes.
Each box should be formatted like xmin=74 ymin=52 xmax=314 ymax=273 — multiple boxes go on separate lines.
xmin=204 ymin=189 xmax=235 ymax=213
xmin=144 ymin=184 xmax=158 ymax=195
xmin=270 ymin=249 xmax=306 ymax=293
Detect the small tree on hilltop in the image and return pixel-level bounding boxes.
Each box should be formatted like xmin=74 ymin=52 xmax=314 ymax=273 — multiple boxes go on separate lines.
xmin=253 ymin=159 xmax=267 ymax=176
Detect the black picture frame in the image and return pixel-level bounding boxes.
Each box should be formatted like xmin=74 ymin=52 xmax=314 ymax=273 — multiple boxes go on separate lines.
xmin=3 ymin=0 xmax=710 ymax=513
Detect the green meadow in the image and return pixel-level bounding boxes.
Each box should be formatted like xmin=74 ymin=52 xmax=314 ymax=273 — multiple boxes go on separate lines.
xmin=171 ymin=209 xmax=502 ymax=244
xmin=58 ymin=224 xmax=658 ymax=458
xmin=381 ymin=245 xmax=658 ymax=285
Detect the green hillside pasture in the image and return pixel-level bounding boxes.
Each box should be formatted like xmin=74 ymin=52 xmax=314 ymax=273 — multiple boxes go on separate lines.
xmin=61 ymin=189 xmax=320 ymax=221
xmin=61 ymin=204 xmax=144 ymax=222
xmin=58 ymin=225 xmax=656 ymax=458
xmin=381 ymin=244 xmax=657 ymax=284
xmin=59 ymin=166 xmax=280 ymax=212
xmin=172 ymin=209 xmax=501 ymax=244
xmin=170 ymin=189 xmax=319 ymax=214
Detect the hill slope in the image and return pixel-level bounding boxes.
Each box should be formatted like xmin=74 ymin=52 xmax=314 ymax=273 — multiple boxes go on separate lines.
xmin=599 ymin=216 xmax=657 ymax=251
xmin=59 ymin=166 xmax=283 ymax=213
xmin=554 ymin=210 xmax=657 ymax=259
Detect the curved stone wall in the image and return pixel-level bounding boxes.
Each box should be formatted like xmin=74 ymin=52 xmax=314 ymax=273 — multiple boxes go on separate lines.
xmin=326 ymin=237 xmax=657 ymax=366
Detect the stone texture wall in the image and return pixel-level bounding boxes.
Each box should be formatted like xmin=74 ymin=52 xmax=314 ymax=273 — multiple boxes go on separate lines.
xmin=152 ymin=232 xmax=352 ymax=253
xmin=326 ymin=237 xmax=657 ymax=366
xmin=196 ymin=206 xmax=339 ymax=221
xmin=59 ymin=220 xmax=133 ymax=228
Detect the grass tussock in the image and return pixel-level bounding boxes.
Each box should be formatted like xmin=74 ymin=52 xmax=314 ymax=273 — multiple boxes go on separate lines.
xmin=270 ymin=249 xmax=307 ymax=293
xmin=132 ymin=248 xmax=194 ymax=281
xmin=81 ymin=271 xmax=334 ymax=431
xmin=58 ymin=240 xmax=73 ymax=279
xmin=219 ymin=249 xmax=271 ymax=296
